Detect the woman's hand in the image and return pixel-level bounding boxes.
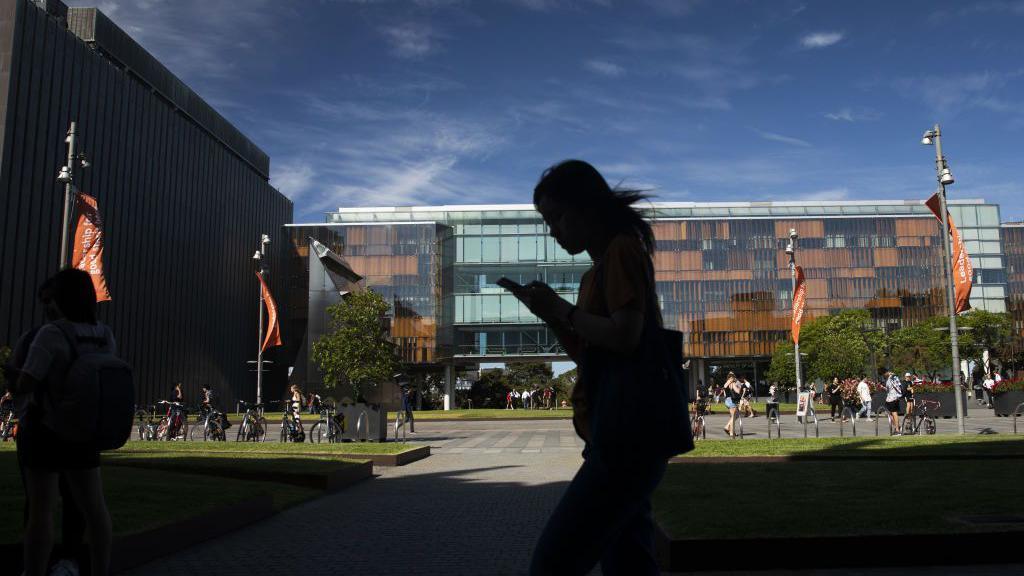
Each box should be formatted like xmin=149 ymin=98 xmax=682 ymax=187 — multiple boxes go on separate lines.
xmin=516 ymin=281 xmax=573 ymax=325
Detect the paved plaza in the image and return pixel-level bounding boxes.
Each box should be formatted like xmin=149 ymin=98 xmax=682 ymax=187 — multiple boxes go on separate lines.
xmin=127 ymin=407 xmax=1024 ymax=575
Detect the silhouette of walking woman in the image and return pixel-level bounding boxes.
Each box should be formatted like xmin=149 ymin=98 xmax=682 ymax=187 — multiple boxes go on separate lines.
xmin=508 ymin=160 xmax=692 ymax=575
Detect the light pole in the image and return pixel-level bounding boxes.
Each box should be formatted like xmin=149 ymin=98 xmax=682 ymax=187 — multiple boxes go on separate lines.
xmin=56 ymin=122 xmax=89 ymax=269
xmin=254 ymin=234 xmax=270 ymax=405
xmin=921 ymin=124 xmax=966 ymax=434
xmin=786 ymin=228 xmax=802 ymax=393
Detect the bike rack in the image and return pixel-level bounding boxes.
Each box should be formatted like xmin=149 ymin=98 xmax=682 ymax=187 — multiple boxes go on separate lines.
xmin=803 ymin=413 xmax=819 ymax=438
xmin=1014 ymin=402 xmax=1024 ymax=435
xmin=767 ymin=409 xmax=781 ymax=439
xmin=875 ymin=408 xmax=891 ymax=436
xmin=394 ymin=412 xmax=406 ymax=442
xmin=355 ymin=409 xmax=370 ymax=442
xmin=840 ymin=407 xmax=856 ymax=437
xmin=733 ymin=415 xmax=744 ymax=439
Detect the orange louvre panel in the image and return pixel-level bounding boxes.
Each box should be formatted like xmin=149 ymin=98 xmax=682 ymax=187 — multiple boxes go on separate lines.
xmin=895 ymin=218 xmax=935 ymax=237
xmin=345 ymin=227 xmax=366 ymax=245
xmin=875 ymin=248 xmax=899 ymax=267
xmin=775 ymin=220 xmax=824 ymax=238
xmin=729 ymin=270 xmax=754 ymax=280
xmin=652 ymin=222 xmax=682 ymax=240
xmin=681 ymin=251 xmax=701 ymax=270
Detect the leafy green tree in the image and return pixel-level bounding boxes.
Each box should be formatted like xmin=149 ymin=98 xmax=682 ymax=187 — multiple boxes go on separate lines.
xmin=800 ymin=310 xmax=876 ymax=382
xmin=551 ymin=367 xmax=578 ymax=406
xmin=958 ymin=310 xmax=1014 ymax=363
xmin=469 ymin=368 xmax=508 ymax=408
xmin=312 ymin=290 xmax=399 ymax=402
xmin=766 ymin=341 xmax=796 ymax=390
xmin=505 ymin=361 xmax=553 ymax=392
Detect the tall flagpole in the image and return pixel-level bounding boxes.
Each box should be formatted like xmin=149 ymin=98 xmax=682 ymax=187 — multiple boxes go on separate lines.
xmin=58 ymin=122 xmax=78 ymax=269
xmin=256 ymin=234 xmax=270 ymax=405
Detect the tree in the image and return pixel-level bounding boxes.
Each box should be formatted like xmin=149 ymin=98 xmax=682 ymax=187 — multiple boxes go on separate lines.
xmin=469 ymin=368 xmax=508 ymax=408
xmin=884 ymin=316 xmax=949 ymax=378
xmin=958 ymin=310 xmax=1014 ymax=365
xmin=800 ymin=310 xmax=875 ymax=382
xmin=312 ymin=290 xmax=399 ymax=402
xmin=766 ymin=341 xmax=796 ymax=390
xmin=551 ymin=367 xmax=578 ymax=406
xmin=505 ymin=361 xmax=553 ymax=392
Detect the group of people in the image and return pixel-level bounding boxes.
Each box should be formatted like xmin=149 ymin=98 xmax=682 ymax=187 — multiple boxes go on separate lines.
xmin=505 ymin=387 xmax=556 ymax=410
xmin=820 ymin=372 xmax=920 ymax=434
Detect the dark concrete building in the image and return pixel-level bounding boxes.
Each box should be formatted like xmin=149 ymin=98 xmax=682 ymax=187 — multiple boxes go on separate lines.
xmin=0 ymin=0 xmax=292 ymax=406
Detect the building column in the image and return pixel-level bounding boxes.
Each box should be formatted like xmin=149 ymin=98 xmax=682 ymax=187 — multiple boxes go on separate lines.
xmin=443 ymin=364 xmax=455 ymax=411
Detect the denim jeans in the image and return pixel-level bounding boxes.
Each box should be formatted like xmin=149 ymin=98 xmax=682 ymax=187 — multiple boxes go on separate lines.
xmin=857 ymin=400 xmax=872 ymax=418
xmin=531 ymin=452 xmax=667 ymax=576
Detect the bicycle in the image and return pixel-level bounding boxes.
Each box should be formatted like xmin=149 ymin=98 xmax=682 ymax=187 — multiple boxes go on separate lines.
xmin=690 ymin=397 xmax=708 ymax=440
xmin=191 ymin=405 xmax=227 ymax=441
xmin=135 ymin=405 xmax=158 ymax=440
xmin=310 ymin=400 xmax=344 ymax=443
xmin=235 ymin=401 xmax=267 ymax=442
xmin=0 ymin=397 xmax=17 ymax=441
xmin=154 ymin=400 xmax=189 ymax=441
xmin=901 ymin=399 xmax=939 ymax=436
xmin=274 ymin=400 xmax=306 ymax=443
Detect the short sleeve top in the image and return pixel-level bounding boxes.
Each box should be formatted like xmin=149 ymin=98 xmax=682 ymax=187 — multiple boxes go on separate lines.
xmin=576 ymin=233 xmax=654 ymax=318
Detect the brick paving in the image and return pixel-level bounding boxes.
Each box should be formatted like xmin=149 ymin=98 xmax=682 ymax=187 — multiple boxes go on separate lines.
xmin=126 ymin=409 xmax=1024 ymax=575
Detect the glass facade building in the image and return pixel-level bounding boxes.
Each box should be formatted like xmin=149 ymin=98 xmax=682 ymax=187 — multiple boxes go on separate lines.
xmin=1002 ymin=223 xmax=1024 ymax=358
xmin=287 ymin=200 xmax=1010 ymax=394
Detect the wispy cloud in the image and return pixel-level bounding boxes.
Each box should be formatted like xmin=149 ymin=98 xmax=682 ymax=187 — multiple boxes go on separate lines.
xmin=796 ymin=187 xmax=850 ymax=201
xmin=892 ymin=70 xmax=1023 ymax=115
xmin=800 ymin=31 xmax=844 ymax=49
xmin=753 ymin=128 xmax=811 ymax=147
xmin=584 ymin=59 xmax=625 ymax=77
xmin=380 ymin=22 xmax=441 ymax=59
xmin=824 ymin=107 xmax=882 ymax=122
xmin=271 ymin=161 xmax=316 ymax=201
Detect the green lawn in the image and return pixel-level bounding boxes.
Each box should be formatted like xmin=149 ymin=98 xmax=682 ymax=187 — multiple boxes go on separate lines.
xmin=112 ymin=439 xmax=417 ymax=455
xmin=680 ymin=435 xmax=1024 ymax=459
xmin=0 ymin=451 xmax=318 ymax=545
xmin=656 ymin=436 xmax=1024 ymax=540
xmin=654 ymin=458 xmax=1024 ymax=540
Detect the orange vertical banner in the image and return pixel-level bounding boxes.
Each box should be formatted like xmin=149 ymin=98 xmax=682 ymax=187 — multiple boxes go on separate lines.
xmin=255 ymin=271 xmax=282 ymax=353
xmin=71 ymin=192 xmax=111 ymax=302
xmin=792 ymin=265 xmax=807 ymax=345
xmin=925 ymin=193 xmax=973 ymax=313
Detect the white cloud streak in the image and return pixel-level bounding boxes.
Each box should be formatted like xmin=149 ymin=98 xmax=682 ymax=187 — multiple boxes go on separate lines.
xmin=380 ymin=22 xmax=441 ymax=59
xmin=800 ymin=31 xmax=844 ymax=49
xmin=585 ymin=59 xmax=626 ymax=77
xmin=753 ymin=128 xmax=811 ymax=147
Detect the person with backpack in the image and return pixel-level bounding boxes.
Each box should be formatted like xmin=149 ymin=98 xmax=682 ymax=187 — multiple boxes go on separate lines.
xmin=13 ymin=269 xmax=124 ymax=576
xmin=884 ymin=371 xmax=904 ymax=434
xmin=515 ymin=160 xmax=693 ymax=575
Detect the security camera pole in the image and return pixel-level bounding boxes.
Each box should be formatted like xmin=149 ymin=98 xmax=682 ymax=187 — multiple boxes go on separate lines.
xmin=922 ymin=124 xmax=966 ymax=434
xmin=787 ymin=229 xmax=802 ymax=393
xmin=255 ymin=234 xmax=270 ymax=406
xmin=57 ymin=122 xmax=78 ymax=269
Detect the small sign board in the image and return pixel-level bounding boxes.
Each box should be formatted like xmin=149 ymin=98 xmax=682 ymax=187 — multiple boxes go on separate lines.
xmin=796 ymin=391 xmax=811 ymax=417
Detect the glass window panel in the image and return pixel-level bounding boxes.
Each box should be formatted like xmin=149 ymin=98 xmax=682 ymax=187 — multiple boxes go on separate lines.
xmin=464 ymin=236 xmax=481 ymax=262
xmin=464 ymin=224 xmax=481 ymax=235
xmin=501 ymin=294 xmax=519 ymax=321
xmin=454 ymin=295 xmax=464 ymax=323
xmin=465 ymin=295 xmax=479 ymax=322
xmin=456 ymin=237 xmax=464 ymax=261
xmin=986 ymin=299 xmax=1007 ymax=313
xmin=482 ymin=224 xmax=500 ymax=234
xmin=519 ymin=235 xmax=537 ymax=261
xmin=978 ymin=206 xmax=1000 ymax=227
xmin=981 ymin=257 xmax=1003 ymax=268
xmin=960 ymin=206 xmax=978 ymax=227
xmin=481 ymin=237 xmax=500 ymax=261
xmin=970 ymin=257 xmax=980 ymax=269
xmin=980 ymin=241 xmax=1000 ymax=254
xmin=965 ymin=240 xmax=981 ymax=254
xmin=961 ymin=228 xmax=979 ymax=240
xmin=501 ymin=224 xmax=517 ymax=234
xmin=984 ymin=286 xmax=1005 ymax=299
xmin=501 ymin=236 xmax=517 ymax=262
xmin=482 ymin=295 xmax=500 ymax=322
xmin=980 ymin=228 xmax=999 ymax=240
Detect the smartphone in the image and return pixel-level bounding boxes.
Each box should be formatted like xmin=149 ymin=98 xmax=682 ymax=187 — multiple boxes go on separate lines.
xmin=496 ymin=277 xmax=525 ymax=293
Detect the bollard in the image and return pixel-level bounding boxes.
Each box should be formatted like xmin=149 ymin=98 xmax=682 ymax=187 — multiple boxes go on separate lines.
xmin=768 ymin=409 xmax=780 ymax=439
xmin=356 ymin=410 xmax=370 ymax=442
xmin=394 ymin=412 xmax=406 ymax=442
xmin=737 ymin=416 xmax=744 ymax=440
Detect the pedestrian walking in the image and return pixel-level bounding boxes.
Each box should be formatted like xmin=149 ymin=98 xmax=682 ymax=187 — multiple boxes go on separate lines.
xmin=13 ymin=269 xmax=116 ymax=576
xmin=506 ymin=390 xmax=514 ymax=410
xmin=723 ymin=373 xmax=743 ymax=437
xmin=856 ymin=377 xmax=873 ymax=421
xmin=512 ymin=159 xmax=692 ymax=575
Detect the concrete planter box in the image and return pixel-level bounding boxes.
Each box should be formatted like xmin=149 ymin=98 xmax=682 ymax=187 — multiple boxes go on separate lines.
xmin=914 ymin=390 xmax=969 ymax=418
xmin=991 ymin=391 xmax=1024 ymax=416
xmin=340 ymin=403 xmax=388 ymax=441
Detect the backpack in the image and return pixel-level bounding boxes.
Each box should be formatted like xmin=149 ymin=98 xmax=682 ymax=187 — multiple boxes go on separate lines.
xmin=43 ymin=320 xmax=135 ymax=451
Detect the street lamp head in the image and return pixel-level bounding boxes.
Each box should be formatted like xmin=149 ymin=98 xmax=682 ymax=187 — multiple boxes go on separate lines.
xmin=785 ymin=243 xmax=794 ymax=255
xmin=56 ymin=166 xmax=72 ymax=184
xmin=788 ymin=228 xmax=798 ymax=240
xmin=252 ymin=250 xmax=261 ymax=260
xmin=939 ymin=168 xmax=955 ymax=186
xmin=261 ymin=234 xmax=271 ymax=244
xmin=921 ymin=130 xmax=935 ymax=145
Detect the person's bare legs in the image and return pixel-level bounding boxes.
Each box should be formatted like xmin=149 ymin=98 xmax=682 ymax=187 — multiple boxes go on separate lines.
xmin=725 ymin=406 xmax=737 ymax=437
xmin=23 ymin=468 xmax=59 ymax=576
xmin=64 ymin=467 xmax=112 ymax=576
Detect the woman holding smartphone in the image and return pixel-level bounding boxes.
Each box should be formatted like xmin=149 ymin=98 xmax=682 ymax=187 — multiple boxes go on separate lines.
xmin=507 ymin=159 xmax=677 ymax=576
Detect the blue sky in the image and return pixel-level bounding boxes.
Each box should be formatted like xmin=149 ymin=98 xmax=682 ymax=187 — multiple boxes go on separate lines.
xmin=71 ymin=0 xmax=1024 ymax=223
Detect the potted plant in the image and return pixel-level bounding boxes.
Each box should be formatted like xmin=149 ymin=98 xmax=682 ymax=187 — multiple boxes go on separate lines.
xmin=990 ymin=378 xmax=1024 ymax=417
xmin=913 ymin=380 xmax=970 ymax=418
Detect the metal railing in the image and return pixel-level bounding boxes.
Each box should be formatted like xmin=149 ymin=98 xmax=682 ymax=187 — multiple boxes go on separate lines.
xmin=839 ymin=407 xmax=856 ymax=437
xmin=767 ymin=409 xmax=781 ymax=439
xmin=802 ymin=413 xmax=819 ymax=438
xmin=355 ymin=409 xmax=370 ymax=442
xmin=394 ymin=412 xmax=407 ymax=442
